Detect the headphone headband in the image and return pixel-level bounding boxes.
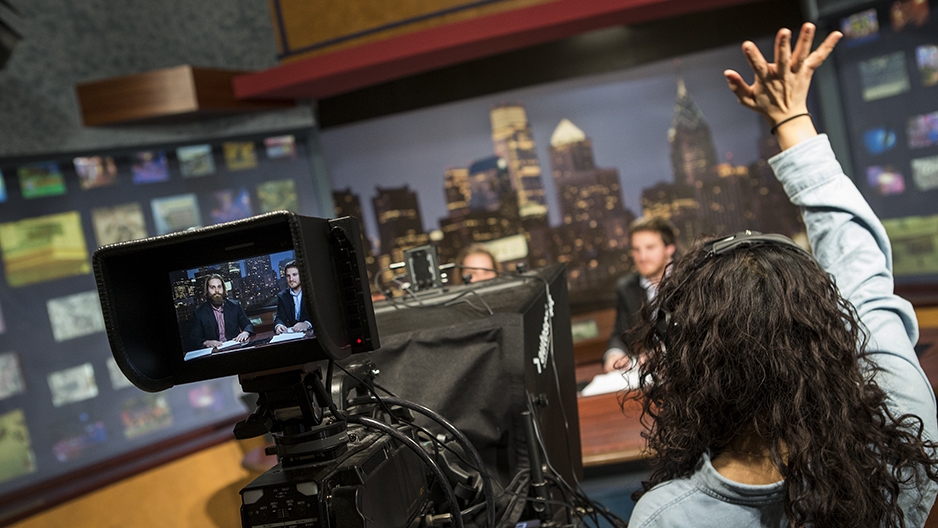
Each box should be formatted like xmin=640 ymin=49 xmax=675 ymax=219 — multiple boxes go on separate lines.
xmin=703 ymin=231 xmax=809 ymax=260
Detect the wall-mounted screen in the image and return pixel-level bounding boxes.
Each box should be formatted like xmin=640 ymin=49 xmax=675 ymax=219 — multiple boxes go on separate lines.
xmin=824 ymin=0 xmax=938 ymax=284
xmin=0 ymin=129 xmax=324 ymax=521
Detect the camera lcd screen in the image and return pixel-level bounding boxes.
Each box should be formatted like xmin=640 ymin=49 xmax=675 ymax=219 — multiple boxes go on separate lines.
xmin=94 ymin=212 xmax=377 ymax=391
xmin=170 ymin=249 xmax=318 ymax=361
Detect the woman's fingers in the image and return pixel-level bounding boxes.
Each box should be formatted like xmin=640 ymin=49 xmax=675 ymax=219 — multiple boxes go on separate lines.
xmin=775 ymin=27 xmax=793 ymax=76
xmin=724 ymin=69 xmax=754 ymax=105
xmin=742 ymin=40 xmax=770 ymax=82
xmin=804 ymin=31 xmax=843 ymax=71
xmin=789 ymin=23 xmax=815 ymax=72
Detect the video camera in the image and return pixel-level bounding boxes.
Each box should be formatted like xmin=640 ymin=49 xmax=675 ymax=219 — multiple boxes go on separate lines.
xmin=93 ymin=212 xmax=490 ymax=528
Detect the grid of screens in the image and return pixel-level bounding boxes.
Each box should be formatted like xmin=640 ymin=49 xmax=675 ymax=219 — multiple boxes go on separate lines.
xmin=0 ymin=129 xmax=321 ymax=504
xmin=827 ymin=0 xmax=938 ymax=282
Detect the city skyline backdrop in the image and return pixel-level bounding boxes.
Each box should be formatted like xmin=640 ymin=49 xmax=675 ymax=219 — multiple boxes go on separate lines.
xmin=320 ymin=35 xmax=779 ymax=244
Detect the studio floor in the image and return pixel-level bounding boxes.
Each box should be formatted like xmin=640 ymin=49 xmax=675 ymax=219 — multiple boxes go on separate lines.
xmin=578 ymin=461 xmax=651 ymax=526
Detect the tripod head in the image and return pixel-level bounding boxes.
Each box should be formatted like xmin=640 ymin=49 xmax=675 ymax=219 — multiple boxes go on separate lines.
xmin=234 ymin=360 xmax=385 ymax=467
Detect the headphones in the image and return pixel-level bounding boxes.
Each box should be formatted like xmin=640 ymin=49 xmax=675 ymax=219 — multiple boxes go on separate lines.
xmin=654 ymin=231 xmax=811 ymax=348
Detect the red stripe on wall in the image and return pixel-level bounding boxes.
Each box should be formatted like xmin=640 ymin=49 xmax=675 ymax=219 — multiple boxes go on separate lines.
xmin=233 ymin=0 xmax=761 ymax=100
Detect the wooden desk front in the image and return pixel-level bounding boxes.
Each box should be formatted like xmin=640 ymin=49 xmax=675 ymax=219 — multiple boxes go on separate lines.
xmin=576 ymin=327 xmax=938 ymax=467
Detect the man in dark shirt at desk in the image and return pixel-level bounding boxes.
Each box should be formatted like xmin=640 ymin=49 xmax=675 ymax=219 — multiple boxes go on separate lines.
xmin=274 ymin=261 xmax=312 ymax=335
xmin=189 ymin=274 xmax=254 ymax=349
xmin=603 ymin=216 xmax=676 ymax=372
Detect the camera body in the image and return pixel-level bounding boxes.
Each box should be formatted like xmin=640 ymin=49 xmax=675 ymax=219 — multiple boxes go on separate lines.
xmin=91 ymin=213 xmax=475 ymax=528
xmin=92 ymin=213 xmax=587 ymax=528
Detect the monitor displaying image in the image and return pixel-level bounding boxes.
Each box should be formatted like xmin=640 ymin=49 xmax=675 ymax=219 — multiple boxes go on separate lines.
xmin=825 ymin=0 xmax=938 ymax=284
xmin=169 ymin=250 xmax=315 ymax=360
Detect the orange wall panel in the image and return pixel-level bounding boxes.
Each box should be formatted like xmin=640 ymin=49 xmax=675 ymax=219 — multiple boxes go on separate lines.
xmin=269 ymin=0 xmax=554 ymax=61
xmin=11 ymin=439 xmax=265 ymax=528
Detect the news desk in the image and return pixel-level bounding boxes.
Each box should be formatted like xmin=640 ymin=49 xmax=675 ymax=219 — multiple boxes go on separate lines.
xmin=575 ymin=327 xmax=938 ymax=467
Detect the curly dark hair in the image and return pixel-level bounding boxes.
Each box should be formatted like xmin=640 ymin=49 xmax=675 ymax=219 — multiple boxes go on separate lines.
xmin=630 ymin=239 xmax=938 ymax=527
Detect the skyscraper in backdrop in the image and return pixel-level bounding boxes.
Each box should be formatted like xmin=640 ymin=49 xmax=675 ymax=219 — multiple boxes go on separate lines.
xmin=490 ymin=104 xmax=548 ymax=218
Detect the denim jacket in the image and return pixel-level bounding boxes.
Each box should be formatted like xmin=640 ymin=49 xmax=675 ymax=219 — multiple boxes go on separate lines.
xmin=629 ymin=135 xmax=938 ymax=527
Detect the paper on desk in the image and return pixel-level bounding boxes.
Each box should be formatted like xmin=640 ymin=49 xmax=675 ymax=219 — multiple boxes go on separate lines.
xmin=270 ymin=331 xmax=306 ymax=344
xmin=184 ymin=347 xmax=213 ymax=361
xmin=580 ymin=369 xmax=641 ymax=396
xmin=216 ymin=340 xmax=243 ymax=351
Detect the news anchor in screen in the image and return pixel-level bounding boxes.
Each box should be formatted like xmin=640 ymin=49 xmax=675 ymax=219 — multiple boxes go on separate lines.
xmin=274 ymin=261 xmax=312 ymax=335
xmin=189 ymin=274 xmax=254 ymax=349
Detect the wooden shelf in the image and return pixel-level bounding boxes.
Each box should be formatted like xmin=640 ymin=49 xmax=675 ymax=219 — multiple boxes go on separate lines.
xmin=75 ymin=65 xmax=293 ymax=126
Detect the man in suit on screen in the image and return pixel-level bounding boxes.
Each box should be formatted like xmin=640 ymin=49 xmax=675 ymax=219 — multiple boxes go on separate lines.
xmin=188 ymin=273 xmax=254 ymax=350
xmin=274 ymin=260 xmax=312 ymax=335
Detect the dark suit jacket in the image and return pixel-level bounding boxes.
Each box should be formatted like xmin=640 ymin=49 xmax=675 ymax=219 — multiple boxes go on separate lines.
xmin=274 ymin=288 xmax=310 ymax=328
xmin=188 ymin=299 xmax=254 ymax=349
xmin=607 ymin=272 xmax=646 ymax=354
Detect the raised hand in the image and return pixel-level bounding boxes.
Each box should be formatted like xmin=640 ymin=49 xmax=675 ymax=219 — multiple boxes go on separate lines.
xmin=723 ymin=23 xmax=842 ymax=149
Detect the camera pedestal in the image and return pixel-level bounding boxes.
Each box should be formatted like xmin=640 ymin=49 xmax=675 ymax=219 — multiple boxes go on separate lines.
xmin=235 ymin=362 xmax=436 ymax=528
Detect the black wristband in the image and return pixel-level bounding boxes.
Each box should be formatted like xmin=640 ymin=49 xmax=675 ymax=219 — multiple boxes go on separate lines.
xmin=770 ymin=113 xmax=811 ymax=135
